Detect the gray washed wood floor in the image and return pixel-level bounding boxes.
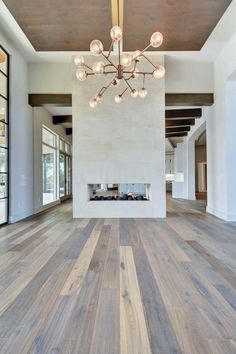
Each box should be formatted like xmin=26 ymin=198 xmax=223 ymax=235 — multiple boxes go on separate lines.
xmin=0 ymin=196 xmax=236 ymax=353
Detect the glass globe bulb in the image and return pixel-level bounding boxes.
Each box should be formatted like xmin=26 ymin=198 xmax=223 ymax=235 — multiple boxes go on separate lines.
xmin=110 ymin=26 xmax=122 ymax=42
xmin=121 ymin=53 xmax=132 ymax=68
xmin=131 ymin=89 xmax=138 ymax=98
xmin=115 ymin=94 xmax=122 ymax=103
xmin=139 ymin=88 xmax=147 ymax=98
xmin=95 ymin=94 xmax=103 ymax=102
xmin=89 ymin=99 xmax=97 ymax=108
xmin=133 ymin=50 xmax=142 ymax=60
xmin=76 ymin=67 xmax=87 ymax=81
xmin=150 ymin=32 xmax=163 ymax=48
xmin=153 ymin=65 xmax=165 ymax=79
xmin=92 ymin=61 xmax=105 ymax=75
xmin=74 ymin=55 xmax=84 ymax=66
xmin=90 ymin=40 xmax=104 ymax=56
xmin=112 ymin=78 xmax=120 ymax=86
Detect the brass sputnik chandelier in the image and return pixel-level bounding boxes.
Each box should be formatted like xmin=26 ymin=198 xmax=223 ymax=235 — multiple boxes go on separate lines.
xmin=73 ymin=0 xmax=165 ymax=108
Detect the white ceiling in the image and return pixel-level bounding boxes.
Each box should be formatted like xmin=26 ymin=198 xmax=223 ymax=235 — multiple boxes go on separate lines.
xmin=1 ymin=0 xmax=236 ymax=63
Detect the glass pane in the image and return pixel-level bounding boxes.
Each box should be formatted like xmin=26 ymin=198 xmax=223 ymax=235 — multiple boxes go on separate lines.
xmin=0 ymin=49 xmax=8 ymax=75
xmin=0 ymin=97 xmax=7 ymax=122
xmin=65 ymin=143 xmax=70 ymax=154
xmin=59 ymin=154 xmax=65 ymax=197
xmin=0 ymin=122 xmax=7 ymax=147
xmin=0 ymin=72 xmax=7 ymax=98
xmin=0 ymin=173 xmax=7 ymax=198
xmin=42 ymin=128 xmax=56 ymax=147
xmin=0 ymin=198 xmax=7 ymax=224
xmin=0 ymin=147 xmax=7 ymax=172
xmin=60 ymin=139 xmax=65 ymax=152
xmin=66 ymin=156 xmax=72 ymax=195
xmin=42 ymin=144 xmax=57 ymax=205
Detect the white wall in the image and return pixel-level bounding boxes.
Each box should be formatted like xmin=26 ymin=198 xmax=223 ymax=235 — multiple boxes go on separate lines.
xmin=73 ymin=55 xmax=166 ymax=218
xmin=0 ymin=29 xmax=34 ymax=223
xmin=28 ymin=58 xmax=214 ymax=95
xmin=165 ymin=57 xmax=214 ymax=93
xmin=172 ymin=140 xmax=195 ymax=200
xmin=207 ymin=32 xmax=236 ymax=220
xmin=29 ymin=63 xmax=72 ymax=93
xmin=33 ymin=107 xmax=72 ymax=213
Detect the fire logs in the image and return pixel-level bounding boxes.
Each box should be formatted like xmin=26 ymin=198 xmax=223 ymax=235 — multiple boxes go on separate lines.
xmin=90 ymin=194 xmax=147 ymax=201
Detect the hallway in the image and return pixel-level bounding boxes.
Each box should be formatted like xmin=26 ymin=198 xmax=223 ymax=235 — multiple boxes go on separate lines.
xmin=0 ymin=197 xmax=236 ymax=353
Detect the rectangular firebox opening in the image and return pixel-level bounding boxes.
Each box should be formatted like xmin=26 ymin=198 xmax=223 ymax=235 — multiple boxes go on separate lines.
xmin=87 ymin=184 xmax=151 ymax=201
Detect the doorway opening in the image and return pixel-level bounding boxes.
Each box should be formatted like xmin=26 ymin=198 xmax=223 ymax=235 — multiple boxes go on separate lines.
xmin=195 ymin=130 xmax=207 ymax=201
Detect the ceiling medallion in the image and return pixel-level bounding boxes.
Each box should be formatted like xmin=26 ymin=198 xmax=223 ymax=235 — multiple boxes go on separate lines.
xmin=73 ymin=2 xmax=165 ymax=108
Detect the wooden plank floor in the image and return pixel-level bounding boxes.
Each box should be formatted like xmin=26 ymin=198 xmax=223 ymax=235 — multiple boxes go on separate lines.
xmin=0 ymin=196 xmax=236 ymax=354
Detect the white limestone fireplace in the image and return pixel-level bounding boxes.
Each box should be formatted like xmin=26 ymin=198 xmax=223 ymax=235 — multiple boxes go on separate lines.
xmin=72 ymin=55 xmax=166 ymax=218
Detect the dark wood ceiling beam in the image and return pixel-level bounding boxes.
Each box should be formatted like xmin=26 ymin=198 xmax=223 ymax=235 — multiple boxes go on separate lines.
xmin=165 ymin=94 xmax=214 ymax=106
xmin=166 ymin=119 xmax=195 ymax=127
xmin=166 ymin=132 xmax=188 ymax=138
xmin=166 ymin=126 xmax=191 ymax=133
xmin=53 ymin=115 xmax=72 ymax=125
xmin=29 ymin=94 xmax=72 ymax=107
xmin=66 ymin=128 xmax=72 ymax=135
xmin=165 ymin=108 xmax=202 ymax=119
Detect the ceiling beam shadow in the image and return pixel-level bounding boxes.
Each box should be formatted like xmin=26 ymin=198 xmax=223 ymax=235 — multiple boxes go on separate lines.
xmin=166 ymin=132 xmax=188 ymax=137
xmin=165 ymin=93 xmax=213 ymax=106
xmin=29 ymin=94 xmax=72 ymax=107
xmin=66 ymin=128 xmax=72 ymax=135
xmin=53 ymin=115 xmax=72 ymax=124
xmin=165 ymin=108 xmax=202 ymax=119
xmin=166 ymin=126 xmax=191 ymax=133
xmin=166 ymin=119 xmax=195 ymax=127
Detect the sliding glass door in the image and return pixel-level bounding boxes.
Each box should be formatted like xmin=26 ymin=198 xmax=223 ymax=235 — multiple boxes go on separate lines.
xmin=59 ymin=140 xmax=72 ymax=200
xmin=0 ymin=46 xmax=9 ymax=225
xmin=42 ymin=127 xmax=58 ymax=205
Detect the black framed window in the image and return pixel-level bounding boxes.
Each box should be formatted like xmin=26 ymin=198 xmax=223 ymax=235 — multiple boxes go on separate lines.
xmin=0 ymin=46 xmax=9 ymax=225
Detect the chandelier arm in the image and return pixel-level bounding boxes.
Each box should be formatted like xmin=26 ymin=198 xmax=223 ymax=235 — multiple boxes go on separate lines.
xmin=84 ymin=64 xmax=93 ymax=71
xmin=100 ymin=75 xmax=117 ymax=97
xmin=141 ymin=43 xmax=152 ymax=55
xmin=106 ymin=41 xmax=114 ymax=59
xmin=143 ymin=74 xmax=146 ymax=88
xmin=132 ymin=43 xmax=152 ymax=62
xmin=124 ymin=78 xmax=133 ymax=91
xmin=120 ymin=87 xmax=129 ymax=96
xmin=142 ymin=54 xmax=157 ymax=69
xmin=104 ymin=71 xmax=118 ymax=74
xmin=102 ymin=53 xmax=117 ymax=70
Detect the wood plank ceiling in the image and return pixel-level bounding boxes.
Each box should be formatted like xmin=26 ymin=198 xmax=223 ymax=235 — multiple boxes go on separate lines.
xmin=3 ymin=0 xmax=232 ymax=51
xmin=3 ymin=0 xmax=112 ymax=51
xmin=123 ymin=0 xmax=232 ymax=51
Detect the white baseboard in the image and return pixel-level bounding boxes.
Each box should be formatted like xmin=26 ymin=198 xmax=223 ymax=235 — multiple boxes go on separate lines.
xmin=206 ymin=205 xmax=236 ymax=221
xmin=9 ymin=208 xmax=35 ymax=223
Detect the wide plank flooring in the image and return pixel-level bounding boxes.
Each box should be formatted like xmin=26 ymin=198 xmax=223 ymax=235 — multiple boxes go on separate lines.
xmin=0 ymin=196 xmax=236 ymax=353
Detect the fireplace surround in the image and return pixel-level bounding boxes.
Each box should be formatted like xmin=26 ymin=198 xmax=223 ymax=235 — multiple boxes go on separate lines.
xmin=72 ymin=54 xmax=166 ymax=218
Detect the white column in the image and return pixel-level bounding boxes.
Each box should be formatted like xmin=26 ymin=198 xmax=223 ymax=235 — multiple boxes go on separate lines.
xmin=172 ymin=139 xmax=195 ymax=200
xmin=206 ymin=32 xmax=236 ymax=221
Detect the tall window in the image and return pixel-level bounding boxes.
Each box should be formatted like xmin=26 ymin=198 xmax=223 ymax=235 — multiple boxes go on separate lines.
xmin=42 ymin=127 xmax=58 ymax=205
xmin=0 ymin=46 xmax=9 ymax=225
